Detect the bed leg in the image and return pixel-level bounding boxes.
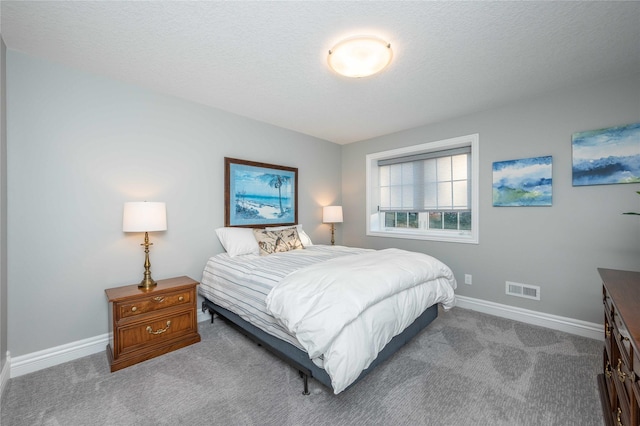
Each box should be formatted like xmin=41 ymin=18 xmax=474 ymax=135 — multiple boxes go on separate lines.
xmin=201 ymin=301 xmax=215 ymax=323
xmin=299 ymin=371 xmax=310 ymax=395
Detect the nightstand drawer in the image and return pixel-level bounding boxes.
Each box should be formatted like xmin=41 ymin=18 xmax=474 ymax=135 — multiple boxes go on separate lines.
xmin=115 ymin=309 xmax=197 ymax=357
xmin=118 ymin=289 xmax=193 ymax=319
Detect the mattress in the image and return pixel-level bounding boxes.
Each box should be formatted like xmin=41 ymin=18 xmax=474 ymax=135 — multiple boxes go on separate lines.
xmin=199 ymin=245 xmax=373 ymax=352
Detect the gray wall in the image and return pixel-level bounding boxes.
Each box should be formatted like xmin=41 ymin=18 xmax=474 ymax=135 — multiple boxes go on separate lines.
xmin=1 ymin=36 xmax=7 ymax=374
xmin=6 ymin=51 xmax=342 ymax=357
xmin=5 ymin=48 xmax=639 ymax=359
xmin=342 ymin=73 xmax=640 ymax=325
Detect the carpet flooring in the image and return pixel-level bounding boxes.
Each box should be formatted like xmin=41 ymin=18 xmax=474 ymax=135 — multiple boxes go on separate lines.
xmin=0 ymin=307 xmax=604 ymax=425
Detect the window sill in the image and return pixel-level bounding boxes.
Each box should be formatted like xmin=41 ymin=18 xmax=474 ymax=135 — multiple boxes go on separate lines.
xmin=366 ymin=229 xmax=478 ymax=244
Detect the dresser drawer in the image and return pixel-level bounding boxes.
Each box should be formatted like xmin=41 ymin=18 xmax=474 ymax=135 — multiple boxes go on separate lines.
xmin=117 ymin=289 xmax=193 ymax=320
xmin=634 ymin=350 xmax=640 ymax=385
xmin=604 ymin=351 xmax=618 ymax=409
xmin=633 ymin=380 xmax=640 ymax=424
xmin=605 ymin=311 xmax=614 ymax=359
xmin=604 ymin=289 xmax=615 ymax=317
xmin=114 ymin=309 xmax=197 ymax=357
xmin=614 ymin=312 xmax=634 ymax=362
xmin=615 ymin=404 xmax=631 ymax=426
xmin=613 ymin=356 xmax=634 ymax=403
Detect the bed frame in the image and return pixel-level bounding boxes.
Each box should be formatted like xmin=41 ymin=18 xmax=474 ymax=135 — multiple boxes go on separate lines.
xmin=201 ymin=297 xmax=439 ymax=395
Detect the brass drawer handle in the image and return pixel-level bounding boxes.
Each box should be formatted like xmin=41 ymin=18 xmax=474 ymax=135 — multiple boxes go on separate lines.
xmin=605 ymin=322 xmax=611 ymax=338
xmin=152 ymin=296 xmax=165 ymax=303
xmin=605 ymin=360 xmax=612 ymax=379
xmin=179 ymin=296 xmax=184 ymax=302
xmin=616 ymin=407 xmax=623 ymax=426
xmin=616 ymin=359 xmax=627 ymax=383
xmin=146 ymin=321 xmax=171 ymax=335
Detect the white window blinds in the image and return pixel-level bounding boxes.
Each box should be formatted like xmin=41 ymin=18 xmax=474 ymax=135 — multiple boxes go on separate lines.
xmin=378 ymin=147 xmax=471 ymax=212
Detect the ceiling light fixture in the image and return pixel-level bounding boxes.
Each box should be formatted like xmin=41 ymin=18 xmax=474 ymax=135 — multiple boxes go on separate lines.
xmin=328 ymin=35 xmax=393 ymax=78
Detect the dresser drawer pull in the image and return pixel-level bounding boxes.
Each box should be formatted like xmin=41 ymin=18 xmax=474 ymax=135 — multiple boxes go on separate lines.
xmin=146 ymin=321 xmax=171 ymax=335
xmin=605 ymin=360 xmax=612 ymax=379
xmin=605 ymin=322 xmax=611 ymax=338
xmin=131 ymin=306 xmax=137 ymax=312
xmin=152 ymin=296 xmax=165 ymax=303
xmin=179 ymin=296 xmax=184 ymax=302
xmin=616 ymin=359 xmax=627 ymax=383
xmin=616 ymin=407 xmax=623 ymax=426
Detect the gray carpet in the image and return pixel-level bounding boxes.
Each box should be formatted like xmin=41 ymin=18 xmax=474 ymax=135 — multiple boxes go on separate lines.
xmin=1 ymin=307 xmax=603 ymax=426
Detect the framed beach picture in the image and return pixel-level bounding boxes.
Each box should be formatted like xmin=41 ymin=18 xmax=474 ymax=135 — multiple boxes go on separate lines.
xmin=572 ymin=122 xmax=640 ymax=186
xmin=225 ymin=157 xmax=298 ymax=227
xmin=492 ymin=156 xmax=553 ymax=207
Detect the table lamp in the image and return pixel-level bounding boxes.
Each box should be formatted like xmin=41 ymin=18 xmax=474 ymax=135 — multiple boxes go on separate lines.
xmin=322 ymin=206 xmax=343 ymax=246
xmin=123 ymin=201 xmax=167 ymax=289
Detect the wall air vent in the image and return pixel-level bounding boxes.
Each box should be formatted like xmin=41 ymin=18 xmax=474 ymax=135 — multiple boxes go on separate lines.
xmin=506 ymin=281 xmax=540 ymax=301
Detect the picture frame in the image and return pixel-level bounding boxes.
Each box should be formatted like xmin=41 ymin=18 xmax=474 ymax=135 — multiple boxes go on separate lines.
xmin=224 ymin=157 xmax=298 ymax=227
xmin=572 ymin=122 xmax=640 ymax=186
xmin=492 ymin=156 xmax=553 ymax=207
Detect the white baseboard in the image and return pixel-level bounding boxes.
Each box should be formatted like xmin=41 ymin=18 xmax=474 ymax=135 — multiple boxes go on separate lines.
xmin=10 ymin=333 xmax=110 ymax=378
xmin=10 ymin=310 xmax=211 ymax=379
xmin=5 ymin=300 xmax=600 ymax=380
xmin=1 ymin=351 xmax=10 ymax=397
xmin=456 ymin=295 xmax=603 ymax=340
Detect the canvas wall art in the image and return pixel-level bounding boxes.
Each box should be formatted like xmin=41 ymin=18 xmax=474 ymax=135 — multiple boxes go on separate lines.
xmin=572 ymin=122 xmax=640 ymax=186
xmin=493 ymin=156 xmax=553 ymax=207
xmin=225 ymin=157 xmax=298 ymax=227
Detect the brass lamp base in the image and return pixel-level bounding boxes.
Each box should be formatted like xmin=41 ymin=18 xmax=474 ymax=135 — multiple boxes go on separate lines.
xmin=138 ymin=231 xmax=158 ymax=290
xmin=330 ymin=223 xmax=336 ymax=246
xmin=139 ymin=275 xmax=157 ymax=290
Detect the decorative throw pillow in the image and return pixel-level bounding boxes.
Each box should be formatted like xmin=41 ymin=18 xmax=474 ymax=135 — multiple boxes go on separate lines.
xmin=265 ymin=224 xmax=313 ymax=246
xmin=253 ymin=227 xmax=304 ymax=255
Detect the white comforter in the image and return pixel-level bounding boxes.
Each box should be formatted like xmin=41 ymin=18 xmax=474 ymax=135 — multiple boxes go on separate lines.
xmin=265 ymin=248 xmax=457 ymax=394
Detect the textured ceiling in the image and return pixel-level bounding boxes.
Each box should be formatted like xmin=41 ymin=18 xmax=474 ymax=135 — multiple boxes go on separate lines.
xmin=1 ymin=1 xmax=639 ymax=144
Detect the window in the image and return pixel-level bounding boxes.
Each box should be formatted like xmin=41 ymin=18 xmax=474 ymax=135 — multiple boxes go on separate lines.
xmin=366 ymin=134 xmax=479 ymax=243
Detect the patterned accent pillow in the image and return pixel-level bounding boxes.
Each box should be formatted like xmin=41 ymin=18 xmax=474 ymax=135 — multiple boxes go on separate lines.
xmin=253 ymin=227 xmax=304 ymax=255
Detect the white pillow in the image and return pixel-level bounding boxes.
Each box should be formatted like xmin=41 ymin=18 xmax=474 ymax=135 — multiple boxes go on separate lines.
xmin=215 ymin=227 xmax=259 ymax=257
xmin=265 ymin=224 xmax=313 ymax=246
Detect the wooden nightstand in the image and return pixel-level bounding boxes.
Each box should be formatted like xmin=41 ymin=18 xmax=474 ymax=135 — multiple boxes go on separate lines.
xmin=105 ymin=276 xmax=201 ymax=372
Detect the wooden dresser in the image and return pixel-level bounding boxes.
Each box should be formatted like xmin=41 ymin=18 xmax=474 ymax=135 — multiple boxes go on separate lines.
xmin=105 ymin=276 xmax=201 ymax=372
xmin=598 ymin=268 xmax=640 ymax=426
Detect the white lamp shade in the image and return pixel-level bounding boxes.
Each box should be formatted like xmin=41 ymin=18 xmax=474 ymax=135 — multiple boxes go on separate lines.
xmin=123 ymin=202 xmax=167 ymax=232
xmin=323 ymin=206 xmax=343 ymax=223
xmin=328 ymin=36 xmax=393 ymax=78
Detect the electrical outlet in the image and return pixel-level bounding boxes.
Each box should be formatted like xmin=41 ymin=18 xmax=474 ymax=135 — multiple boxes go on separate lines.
xmin=464 ymin=274 xmax=472 ymax=285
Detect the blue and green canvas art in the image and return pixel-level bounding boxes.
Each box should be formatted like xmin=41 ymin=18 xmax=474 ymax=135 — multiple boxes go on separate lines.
xmin=572 ymin=122 xmax=640 ymax=186
xmin=493 ymin=156 xmax=553 ymax=207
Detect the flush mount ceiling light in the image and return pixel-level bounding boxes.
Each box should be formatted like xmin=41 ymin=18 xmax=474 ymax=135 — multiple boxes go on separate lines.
xmin=327 ymin=35 xmax=393 ymax=78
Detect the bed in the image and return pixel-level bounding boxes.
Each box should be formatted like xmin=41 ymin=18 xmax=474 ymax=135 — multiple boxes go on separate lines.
xmin=200 ymin=226 xmax=457 ymax=395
